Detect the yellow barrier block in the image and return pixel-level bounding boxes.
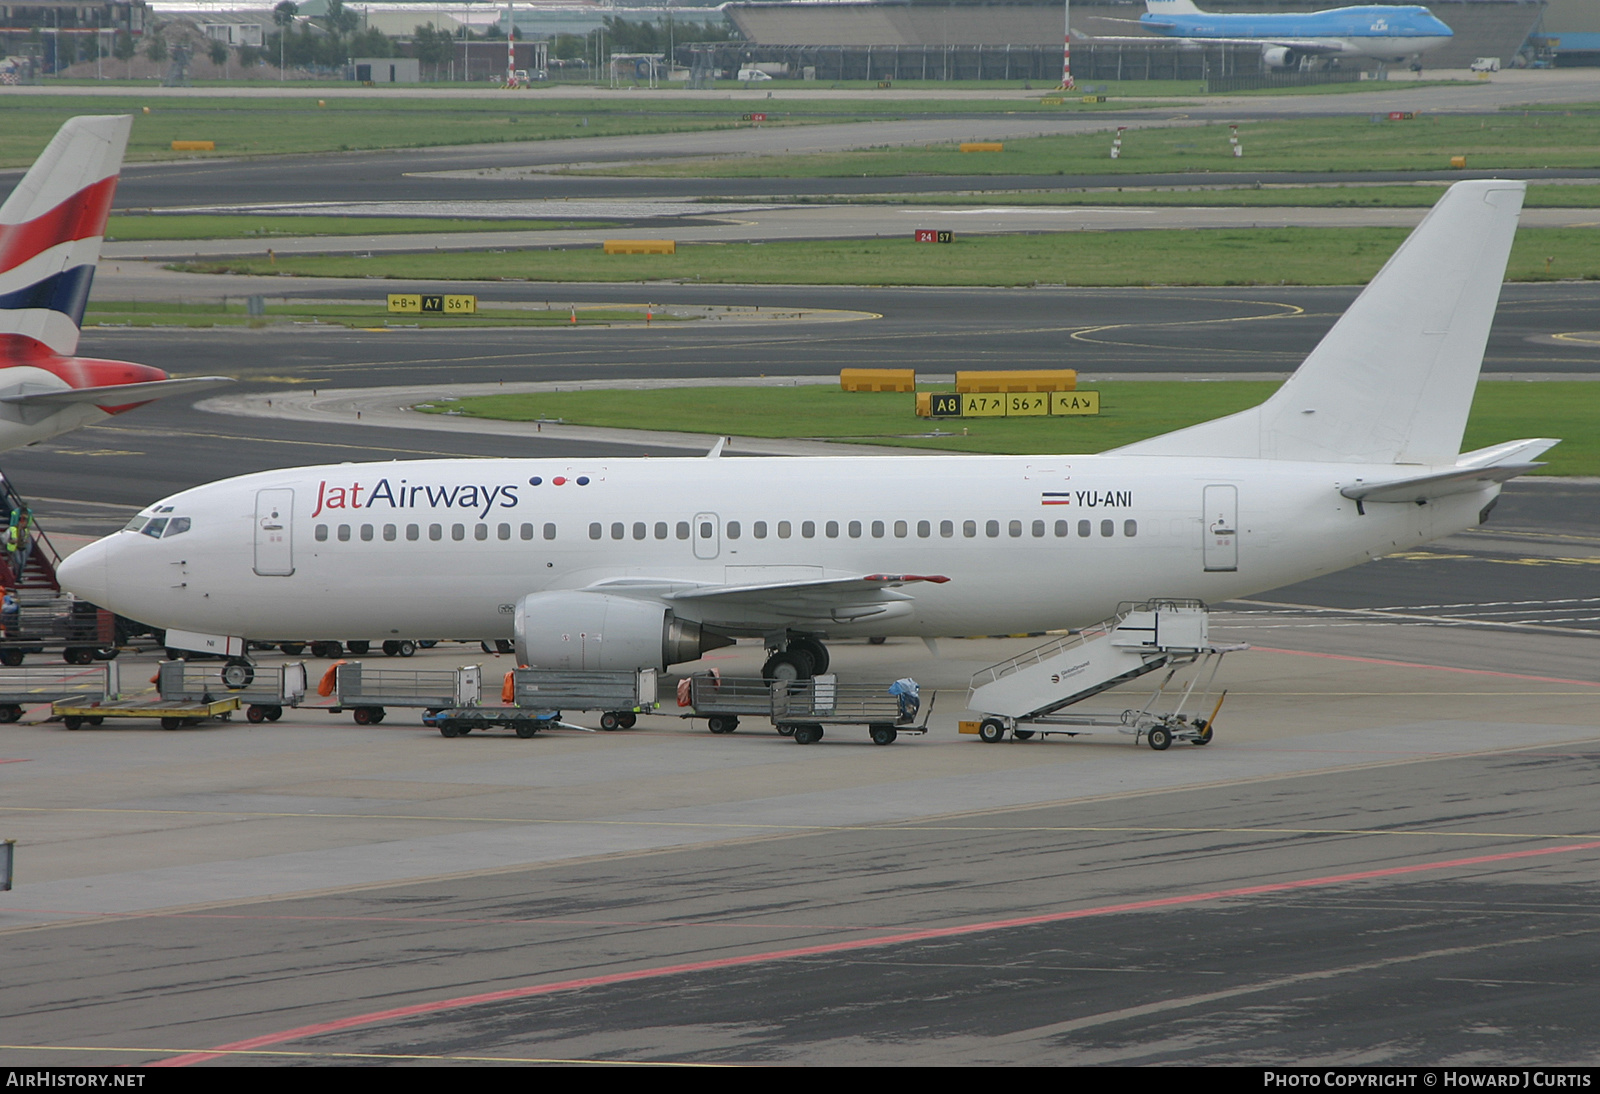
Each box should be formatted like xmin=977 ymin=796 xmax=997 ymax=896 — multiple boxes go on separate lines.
xmin=915 ymin=392 xmax=932 ymax=417
xmin=956 ymin=370 xmax=1076 ymax=393
xmin=959 ymin=142 xmax=1004 ymax=153
xmin=842 ymin=368 xmax=916 ymax=393
xmin=170 ymin=140 xmax=215 ymax=151
xmin=603 ymin=240 xmax=676 ymax=255
xmin=1449 ymin=155 xmax=1467 ymax=169
xmin=1081 ymin=95 xmax=1107 ymax=104
xmin=1052 ymin=390 xmax=1101 ymax=415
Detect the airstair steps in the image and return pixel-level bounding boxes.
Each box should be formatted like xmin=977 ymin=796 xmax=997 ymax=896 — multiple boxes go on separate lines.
xmin=967 ymin=600 xmax=1213 ymax=721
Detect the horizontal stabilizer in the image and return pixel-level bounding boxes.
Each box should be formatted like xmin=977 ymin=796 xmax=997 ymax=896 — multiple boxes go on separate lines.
xmin=1341 ymin=463 xmax=1542 ymax=504
xmin=0 ymin=375 xmax=233 ymax=409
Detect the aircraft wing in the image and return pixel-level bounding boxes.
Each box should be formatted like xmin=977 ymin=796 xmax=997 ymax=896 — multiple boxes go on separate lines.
xmin=0 ymin=376 xmax=234 ymax=410
xmin=590 ymin=572 xmax=951 ymax=627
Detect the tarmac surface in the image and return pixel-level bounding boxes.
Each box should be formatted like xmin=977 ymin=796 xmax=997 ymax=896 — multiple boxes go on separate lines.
xmin=1 ymin=77 xmax=1598 ymax=1067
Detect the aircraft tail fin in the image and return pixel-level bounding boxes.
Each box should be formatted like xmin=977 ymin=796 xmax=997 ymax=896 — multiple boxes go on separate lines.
xmin=1144 ymin=0 xmax=1204 ymax=15
xmin=1113 ymin=179 xmax=1526 ymax=467
xmin=0 ymin=115 xmax=131 ymax=359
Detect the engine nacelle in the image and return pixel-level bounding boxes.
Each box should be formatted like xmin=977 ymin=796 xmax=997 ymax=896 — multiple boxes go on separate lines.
xmin=513 ymin=591 xmax=733 ymax=671
xmin=1262 ymin=47 xmax=1300 ymax=69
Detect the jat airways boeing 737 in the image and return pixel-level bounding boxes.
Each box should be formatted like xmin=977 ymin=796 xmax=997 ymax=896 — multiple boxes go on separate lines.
xmin=60 ymin=181 xmax=1551 ymax=682
xmin=0 ymin=115 xmax=230 ymax=452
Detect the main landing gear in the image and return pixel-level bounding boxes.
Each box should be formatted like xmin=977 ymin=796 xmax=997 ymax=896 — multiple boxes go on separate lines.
xmin=761 ymin=634 xmax=831 ymax=682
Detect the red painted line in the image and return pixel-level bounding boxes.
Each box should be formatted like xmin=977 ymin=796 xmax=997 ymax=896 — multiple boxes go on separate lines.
xmin=0 ymin=758 xmax=31 ymax=764
xmin=1255 ymin=646 xmax=1600 ymax=688
xmin=157 ymin=839 xmax=1600 ymax=1067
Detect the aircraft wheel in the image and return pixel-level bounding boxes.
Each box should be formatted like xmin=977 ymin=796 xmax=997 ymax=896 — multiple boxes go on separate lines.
xmin=1147 ymin=726 xmax=1173 ymax=751
xmin=762 ymin=649 xmax=814 ymax=683
xmin=870 ymin=724 xmax=898 ymax=746
xmin=246 ymin=704 xmax=266 ymax=724
xmin=221 ymin=660 xmax=255 ymax=690
xmin=792 ymin=723 xmax=823 ymax=745
xmin=978 ymin=719 xmax=1007 ymax=744
xmin=788 ymin=636 xmax=829 ymax=675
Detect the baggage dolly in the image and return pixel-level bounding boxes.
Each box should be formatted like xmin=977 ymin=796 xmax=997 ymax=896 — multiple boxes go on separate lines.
xmin=157 ymin=660 xmax=307 ymax=723
xmin=511 ymin=668 xmax=657 ymax=730
xmin=331 ymin=662 xmax=480 ymax=725
xmin=423 ymin=707 xmax=562 ymax=739
xmin=0 ymin=661 xmax=121 ymax=723
xmin=771 ymin=676 xmax=933 ymax=746
xmin=678 ymin=674 xmax=778 ymax=735
xmin=52 ymin=695 xmax=238 ymax=731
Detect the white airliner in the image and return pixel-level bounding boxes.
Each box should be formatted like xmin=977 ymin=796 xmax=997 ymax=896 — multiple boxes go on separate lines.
xmin=0 ymin=115 xmax=230 ymax=452
xmin=1091 ymin=0 xmax=1453 ymax=69
xmin=60 ymin=180 xmax=1551 ymax=681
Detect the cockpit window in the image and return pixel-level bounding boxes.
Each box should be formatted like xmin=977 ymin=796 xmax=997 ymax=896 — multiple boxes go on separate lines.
xmin=123 ymin=516 xmax=149 ymax=533
xmin=164 ymin=517 xmax=191 ymax=537
xmin=140 ymin=518 xmax=168 ymax=539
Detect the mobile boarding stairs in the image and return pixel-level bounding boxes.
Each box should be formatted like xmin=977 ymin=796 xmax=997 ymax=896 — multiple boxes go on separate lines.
xmin=965 ymin=599 xmax=1245 ymax=750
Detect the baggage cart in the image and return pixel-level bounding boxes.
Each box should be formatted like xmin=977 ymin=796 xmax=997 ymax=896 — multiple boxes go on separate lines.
xmin=678 ymin=674 xmax=778 ymax=735
xmin=0 ymin=661 xmax=120 ymax=722
xmin=157 ymin=660 xmax=307 ymax=723
xmin=771 ymin=675 xmax=933 ymax=745
xmin=512 ymin=668 xmax=658 ymax=730
xmin=333 ymin=662 xmax=480 ymax=725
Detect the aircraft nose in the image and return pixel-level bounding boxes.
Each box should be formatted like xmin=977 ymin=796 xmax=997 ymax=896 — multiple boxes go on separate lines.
xmin=57 ymin=536 xmax=111 ymax=607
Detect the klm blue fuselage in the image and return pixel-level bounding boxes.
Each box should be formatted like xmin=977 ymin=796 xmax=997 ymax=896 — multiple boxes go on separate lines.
xmin=1142 ymin=5 xmax=1453 ymax=62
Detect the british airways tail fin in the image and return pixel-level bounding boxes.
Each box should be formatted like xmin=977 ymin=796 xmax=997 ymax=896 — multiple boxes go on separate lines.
xmin=1114 ymin=179 xmax=1527 ymax=467
xmin=0 ymin=115 xmax=131 ymax=359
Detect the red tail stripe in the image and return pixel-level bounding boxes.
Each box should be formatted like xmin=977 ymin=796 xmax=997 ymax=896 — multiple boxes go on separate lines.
xmin=0 ymin=176 xmax=119 ymax=276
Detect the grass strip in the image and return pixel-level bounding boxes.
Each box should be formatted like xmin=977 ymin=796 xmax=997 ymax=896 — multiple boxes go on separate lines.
xmin=575 ymin=114 xmax=1600 ymax=178
xmin=427 ymin=381 xmax=1598 ymax=475
xmin=808 ymin=184 xmax=1600 ymax=209
xmin=169 ymin=227 xmax=1600 ymax=287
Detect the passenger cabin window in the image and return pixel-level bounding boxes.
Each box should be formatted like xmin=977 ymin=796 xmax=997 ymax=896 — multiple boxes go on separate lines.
xmin=963 ymin=520 xmax=976 ymax=538
xmin=825 ymin=521 xmax=839 ymax=539
xmin=498 ymin=523 xmax=511 ymax=541
xmin=452 ymin=523 xmax=466 ymax=541
xmin=727 ymin=521 xmax=741 ymax=540
xmin=337 ymin=524 xmax=351 ymax=542
xmin=359 ymin=524 xmax=373 ymax=541
xmin=408 ymin=524 xmax=421 ymax=541
xmin=589 ymin=523 xmax=603 ymax=541
xmin=1078 ymin=520 xmax=1091 ymax=538
xmin=633 ymin=522 xmax=647 ymax=541
xmin=848 ymin=520 xmax=861 ymax=539
xmin=802 ymin=521 xmax=815 ymax=539
xmin=1125 ymin=519 xmax=1138 ymax=537
xmin=611 ymin=522 xmax=625 ymax=541
xmin=778 ymin=521 xmax=791 ymax=539
xmin=1055 ymin=520 xmax=1069 ymax=537
xmin=430 ymin=524 xmax=443 ymax=541
xmin=754 ymin=521 xmax=767 ymax=539
xmin=917 ymin=520 xmax=930 ymax=538
xmin=544 ymin=523 xmax=557 ymax=541
xmin=985 ymin=520 xmax=999 ymax=538
xmin=474 ymin=524 xmax=488 ymax=541
xmin=384 ymin=524 xmax=397 ymax=542
xmin=1008 ymin=520 xmax=1022 ymax=538
xmin=894 ymin=520 xmax=907 ymax=539
xmin=676 ymin=522 xmax=690 ymax=541
xmin=314 ymin=524 xmax=328 ymax=542
xmin=655 ymin=522 xmax=668 ymax=540
xmin=1101 ymin=519 xmax=1114 ymax=538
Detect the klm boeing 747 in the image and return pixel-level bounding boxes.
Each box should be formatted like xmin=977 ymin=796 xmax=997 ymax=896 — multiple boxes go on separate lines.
xmin=1101 ymin=0 xmax=1453 ymax=68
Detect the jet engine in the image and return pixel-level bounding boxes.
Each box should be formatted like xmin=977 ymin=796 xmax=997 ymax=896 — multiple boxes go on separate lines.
xmin=1262 ymin=47 xmax=1301 ymax=68
xmin=513 ymin=591 xmax=733 ymax=671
